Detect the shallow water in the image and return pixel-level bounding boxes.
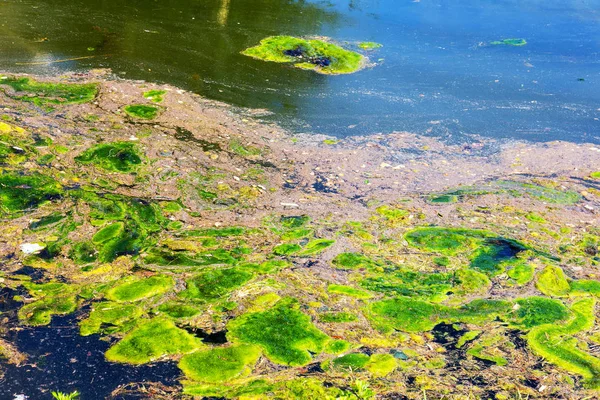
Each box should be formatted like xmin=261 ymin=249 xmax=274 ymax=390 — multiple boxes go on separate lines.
xmin=0 ymin=0 xmax=599 ymax=140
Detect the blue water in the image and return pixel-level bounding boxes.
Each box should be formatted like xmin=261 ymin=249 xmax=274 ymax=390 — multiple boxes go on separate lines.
xmin=0 ymin=0 xmax=598 ymax=143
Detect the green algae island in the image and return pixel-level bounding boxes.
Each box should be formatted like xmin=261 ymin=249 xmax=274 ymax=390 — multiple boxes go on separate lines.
xmin=0 ymin=72 xmax=600 ymax=399
xmin=491 ymin=38 xmax=527 ymax=46
xmin=242 ymin=36 xmax=366 ymax=75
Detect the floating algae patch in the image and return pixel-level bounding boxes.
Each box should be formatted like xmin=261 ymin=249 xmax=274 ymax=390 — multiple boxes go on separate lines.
xmin=124 ymin=104 xmax=160 ymax=119
xmin=75 ymin=142 xmax=143 ymax=173
xmin=296 ymin=239 xmax=335 ymax=256
xmin=427 ymin=180 xmax=581 ymax=205
xmin=0 ymin=172 xmax=63 ymax=217
xmin=227 ymin=298 xmax=329 ymax=366
xmin=143 ymin=89 xmax=167 ymax=103
xmin=360 ymin=269 xmax=456 ymax=302
xmin=178 ymin=344 xmax=261 ymax=383
xmin=18 ymin=282 xmax=79 ymax=326
xmin=105 ymin=275 xmax=174 ymax=302
xmin=79 ymin=302 xmax=143 ymax=336
xmin=358 ymin=41 xmax=383 ymax=50
xmin=0 ymin=76 xmax=98 ymax=106
xmin=157 ymin=302 xmax=202 ymax=319
xmin=469 ymin=238 xmax=527 ymax=276
xmin=511 ymin=297 xmax=570 ymax=329
xmin=367 ymin=297 xmax=512 ymax=333
xmin=331 ymin=252 xmax=378 ymax=270
xmin=507 ymin=261 xmax=535 ymax=285
xmin=143 ymin=247 xmax=238 ymax=268
xmin=536 ymin=265 xmax=571 ymax=297
xmin=105 ymin=318 xmax=203 ymax=364
xmin=242 ymin=36 xmax=365 ymax=75
xmin=179 ymin=267 xmax=253 ymax=301
xmin=328 ymin=284 xmax=373 ymax=299
xmin=491 ymin=38 xmax=527 ymax=46
xmin=527 ymin=298 xmax=600 ymax=388
xmin=405 ymin=227 xmax=491 ymax=256
xmin=319 ymin=311 xmax=358 ymax=323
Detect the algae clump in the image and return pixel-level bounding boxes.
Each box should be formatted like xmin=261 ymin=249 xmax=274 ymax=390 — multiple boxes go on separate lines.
xmin=105 ymin=318 xmax=203 ymax=364
xmin=79 ymin=302 xmax=143 ymax=336
xmin=75 ymin=142 xmax=143 ymax=173
xmin=491 ymin=38 xmax=527 ymax=46
xmin=143 ymin=89 xmax=166 ymax=103
xmin=179 ymin=267 xmax=253 ymax=301
xmin=227 ymin=298 xmax=329 ymax=366
xmin=527 ymin=298 xmax=600 ymax=388
xmin=0 ymin=77 xmax=98 ymax=106
xmin=106 ymin=275 xmax=174 ymax=302
xmin=242 ymin=36 xmax=364 ymax=75
xmin=178 ymin=344 xmax=261 ymax=383
xmin=0 ymin=172 xmax=63 ymax=217
xmin=124 ymin=104 xmax=159 ymax=119
xmin=536 ymin=265 xmax=570 ymax=297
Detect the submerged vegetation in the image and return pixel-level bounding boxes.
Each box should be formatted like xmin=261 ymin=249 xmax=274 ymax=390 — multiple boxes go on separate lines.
xmin=491 ymin=38 xmax=527 ymax=46
xmin=242 ymin=36 xmax=365 ymax=75
xmin=1 ymin=74 xmax=600 ymax=399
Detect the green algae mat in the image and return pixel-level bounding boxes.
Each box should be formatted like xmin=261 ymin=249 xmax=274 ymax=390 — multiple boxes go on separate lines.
xmin=1 ymin=74 xmax=600 ymax=399
xmin=242 ymin=36 xmax=367 ymax=75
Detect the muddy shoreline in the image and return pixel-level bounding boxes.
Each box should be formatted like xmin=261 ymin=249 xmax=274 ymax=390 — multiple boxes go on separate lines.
xmin=0 ymin=70 xmax=599 ymax=399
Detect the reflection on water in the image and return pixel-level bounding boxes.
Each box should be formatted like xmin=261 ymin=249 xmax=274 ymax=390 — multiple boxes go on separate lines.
xmin=0 ymin=0 xmax=598 ymax=143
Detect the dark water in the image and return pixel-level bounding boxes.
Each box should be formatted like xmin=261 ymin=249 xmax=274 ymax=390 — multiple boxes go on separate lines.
xmin=0 ymin=0 xmax=599 ymax=143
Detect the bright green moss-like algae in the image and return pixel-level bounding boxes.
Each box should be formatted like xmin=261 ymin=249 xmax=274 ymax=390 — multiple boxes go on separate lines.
xmin=0 ymin=76 xmax=98 ymax=106
xmin=242 ymin=36 xmax=365 ymax=75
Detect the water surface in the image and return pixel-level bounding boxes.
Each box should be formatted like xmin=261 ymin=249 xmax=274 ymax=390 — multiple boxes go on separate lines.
xmin=0 ymin=0 xmax=598 ymax=142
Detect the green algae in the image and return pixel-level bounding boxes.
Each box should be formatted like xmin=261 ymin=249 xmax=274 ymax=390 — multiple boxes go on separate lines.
xmin=570 ymin=280 xmax=600 ymax=297
xmin=360 ymin=269 xmax=455 ymax=302
xmin=375 ymin=205 xmax=409 ymax=226
xmin=327 ymin=284 xmax=373 ymax=299
xmin=180 ymin=226 xmax=246 ymax=237
xmin=106 ymin=275 xmax=174 ymax=302
xmin=469 ymin=238 xmax=527 ymax=276
xmin=358 ymin=42 xmax=383 ymax=50
xmin=157 ymin=302 xmax=201 ymax=319
xmin=327 ymin=353 xmax=369 ymax=370
xmin=178 ymin=344 xmax=261 ymax=383
xmin=428 ymin=180 xmax=581 ymax=205
xmin=79 ymin=302 xmax=143 ymax=336
xmin=467 ymin=342 xmax=507 ymax=366
xmin=18 ymin=282 xmax=78 ymax=326
xmin=512 ymin=297 xmax=570 ymax=329
xmin=105 ymin=318 xmax=202 ymax=364
xmin=227 ymin=298 xmax=329 ymax=366
xmin=527 ymin=298 xmax=600 ymax=388
xmin=92 ymin=222 xmax=125 ymax=244
xmin=319 ymin=311 xmax=358 ymax=323
xmin=296 ymin=239 xmax=335 ymax=256
xmin=405 ymin=227 xmax=490 ymax=256
xmin=324 ymin=339 xmax=351 ymax=354
xmin=143 ymin=247 xmax=238 ymax=268
xmin=331 ymin=252 xmax=377 ymax=270
xmin=75 ymin=142 xmax=143 ymax=173
xmin=280 ymin=215 xmax=310 ymax=229
xmin=281 ymin=228 xmax=313 ymax=241
xmin=536 ymin=264 xmax=570 ymax=297
xmin=491 ymin=38 xmax=527 ymax=46
xmin=365 ymin=353 xmax=397 ymax=377
xmin=228 ymin=138 xmax=262 ymax=157
xmin=29 ymin=212 xmax=66 ymax=231
xmin=179 ymin=267 xmax=253 ymax=301
xmin=456 ymin=331 xmax=481 ymax=348
xmin=143 ymin=89 xmax=167 ymax=103
xmin=124 ymin=104 xmax=159 ymax=119
xmin=507 ymin=261 xmax=535 ymax=285
xmin=0 ymin=172 xmax=63 ymax=217
xmin=368 ymin=297 xmax=512 ymax=333
xmin=591 ymin=171 xmax=600 ymax=179
xmin=0 ymin=77 xmax=98 ymax=106
xmin=273 ymin=243 xmax=302 ymax=256
xmin=242 ymin=36 xmax=364 ymax=75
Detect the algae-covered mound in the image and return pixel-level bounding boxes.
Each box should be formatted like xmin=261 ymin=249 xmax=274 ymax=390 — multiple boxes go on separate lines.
xmin=242 ymin=36 xmax=365 ymax=75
